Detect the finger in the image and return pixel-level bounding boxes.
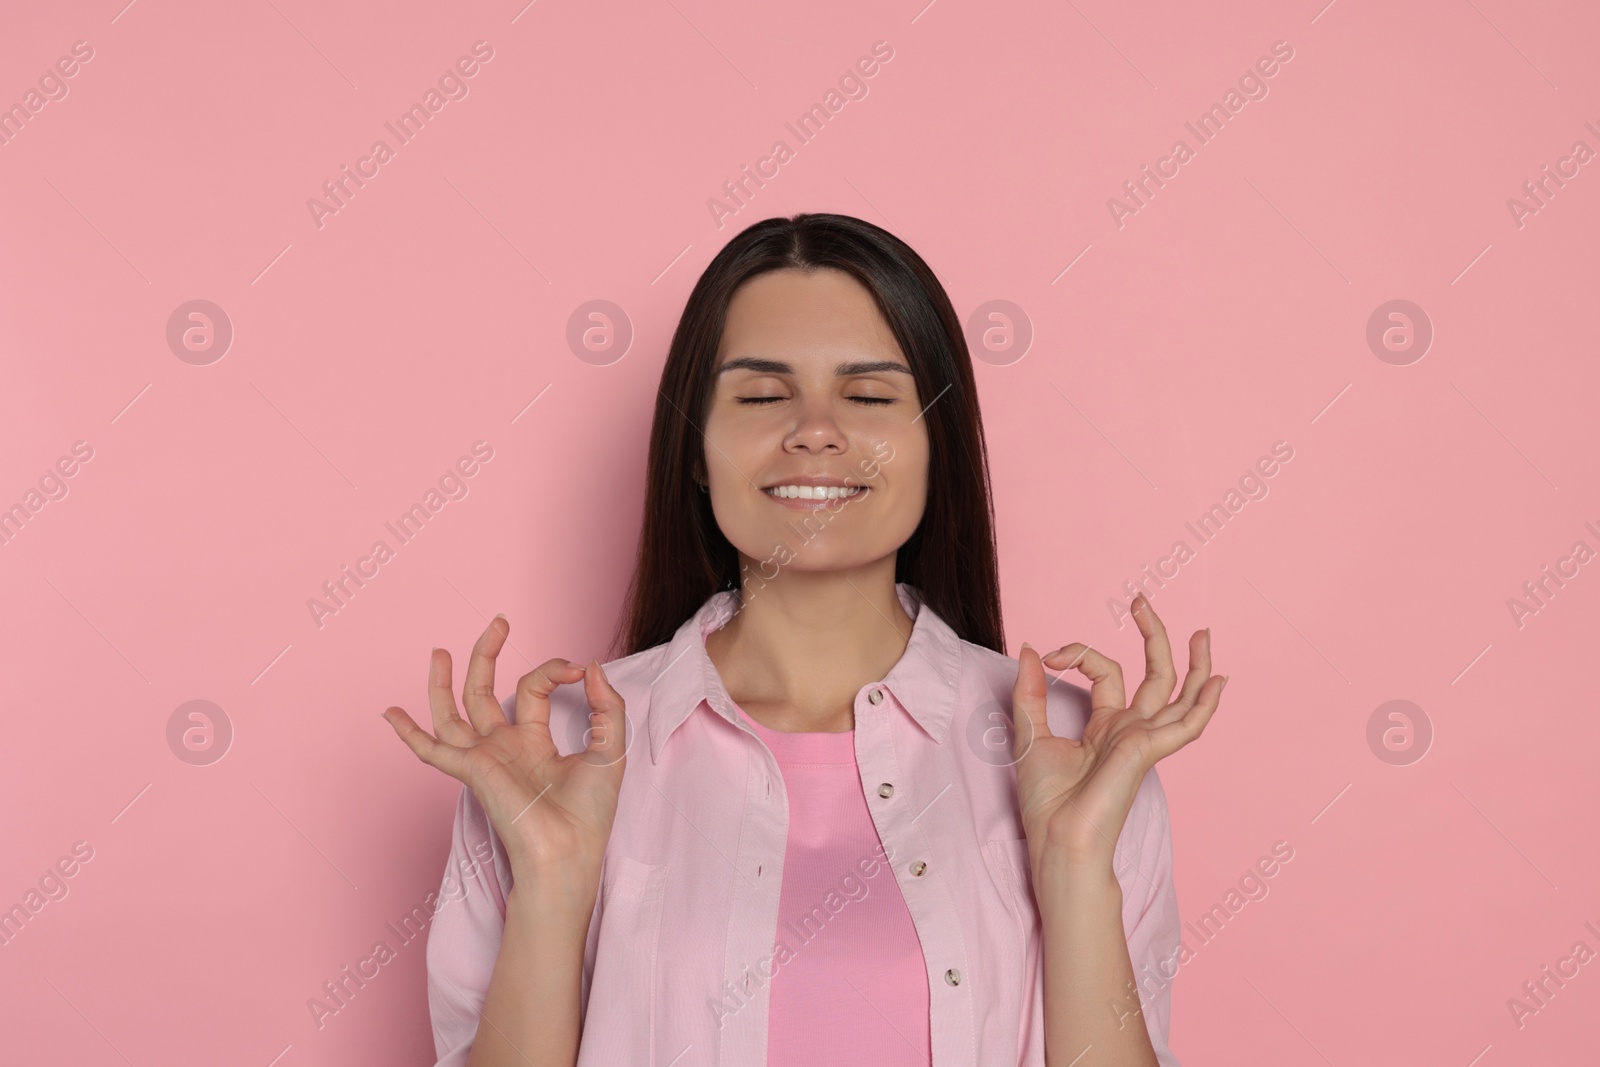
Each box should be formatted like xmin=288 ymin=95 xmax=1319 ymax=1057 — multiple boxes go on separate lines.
xmin=462 ymin=616 xmax=511 ymax=735
xmin=578 ymin=659 xmax=629 ymax=769
xmin=1127 ymin=595 xmax=1177 ymax=715
xmin=426 ymin=648 xmax=477 ymax=748
xmin=1148 ymin=675 xmax=1227 ymax=757
xmin=1041 ymin=643 xmax=1126 ymax=714
xmin=1153 ymin=629 xmax=1213 ymax=727
xmin=382 ymin=706 xmax=470 ymax=781
xmin=513 ymin=657 xmax=589 ymax=736
xmin=1010 ymin=643 xmax=1056 ymax=764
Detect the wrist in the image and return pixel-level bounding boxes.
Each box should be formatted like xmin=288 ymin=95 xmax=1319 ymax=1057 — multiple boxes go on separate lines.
xmin=508 ymin=857 xmax=602 ymax=917
xmin=1035 ymin=864 xmax=1124 ymax=933
xmin=1032 ymin=844 xmax=1122 ymax=897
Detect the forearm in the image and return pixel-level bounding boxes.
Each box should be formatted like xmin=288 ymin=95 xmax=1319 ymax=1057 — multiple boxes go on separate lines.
xmin=466 ymin=866 xmax=595 ymax=1067
xmin=1036 ymin=852 xmax=1159 ymax=1067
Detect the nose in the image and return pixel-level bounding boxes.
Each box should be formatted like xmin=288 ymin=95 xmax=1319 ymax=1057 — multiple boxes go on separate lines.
xmin=782 ymin=396 xmax=847 ymax=454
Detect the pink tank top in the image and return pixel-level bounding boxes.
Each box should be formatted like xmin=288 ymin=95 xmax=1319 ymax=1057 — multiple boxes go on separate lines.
xmin=736 ymin=704 xmax=932 ymax=1066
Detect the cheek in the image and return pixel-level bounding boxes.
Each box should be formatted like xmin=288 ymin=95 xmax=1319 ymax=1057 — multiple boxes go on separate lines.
xmin=884 ymin=426 xmax=929 ymax=484
xmin=702 ymin=428 xmax=759 ymax=480
xmin=705 ymin=403 xmax=788 ymax=452
xmin=869 ymin=432 xmax=928 ymax=514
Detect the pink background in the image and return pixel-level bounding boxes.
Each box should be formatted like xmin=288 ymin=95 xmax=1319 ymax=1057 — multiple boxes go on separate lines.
xmin=3 ymin=0 xmax=1597 ymax=1064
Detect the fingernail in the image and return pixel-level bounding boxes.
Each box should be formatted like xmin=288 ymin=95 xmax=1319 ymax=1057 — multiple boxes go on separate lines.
xmin=493 ymin=613 xmax=505 ymax=621
xmin=1221 ymin=675 xmax=1230 ymax=689
xmin=1020 ymin=641 xmax=1033 ymax=653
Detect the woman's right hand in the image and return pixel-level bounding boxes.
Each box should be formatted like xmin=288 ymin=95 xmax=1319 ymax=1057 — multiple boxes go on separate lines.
xmin=381 ymin=616 xmax=628 ymax=895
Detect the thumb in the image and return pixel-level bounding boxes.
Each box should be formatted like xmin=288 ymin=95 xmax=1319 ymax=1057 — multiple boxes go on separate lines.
xmin=1012 ymin=643 xmax=1054 ymax=762
xmin=579 ymin=659 xmax=629 ymax=769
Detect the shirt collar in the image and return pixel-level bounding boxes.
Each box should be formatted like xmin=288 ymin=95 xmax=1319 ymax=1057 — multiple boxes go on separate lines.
xmin=646 ymin=581 xmax=963 ymax=764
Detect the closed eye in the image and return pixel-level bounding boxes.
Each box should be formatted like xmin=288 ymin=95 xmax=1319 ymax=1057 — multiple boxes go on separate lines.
xmin=736 ymin=397 xmax=895 ymax=406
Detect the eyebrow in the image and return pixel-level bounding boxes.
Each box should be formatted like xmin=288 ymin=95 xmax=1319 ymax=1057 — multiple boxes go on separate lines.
xmin=715 ymin=356 xmax=913 ymax=377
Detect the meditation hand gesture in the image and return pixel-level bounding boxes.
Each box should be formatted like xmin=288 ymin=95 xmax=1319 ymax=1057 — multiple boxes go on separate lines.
xmin=381 ymin=616 xmax=628 ymax=896
xmin=1010 ymin=594 xmax=1226 ymax=875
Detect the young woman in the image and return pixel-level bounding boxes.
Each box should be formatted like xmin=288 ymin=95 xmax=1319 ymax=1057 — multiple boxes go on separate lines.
xmin=382 ymin=213 xmax=1224 ymax=1067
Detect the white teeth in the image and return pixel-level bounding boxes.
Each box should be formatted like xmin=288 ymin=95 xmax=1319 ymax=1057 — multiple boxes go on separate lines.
xmin=765 ymin=485 xmax=865 ymax=499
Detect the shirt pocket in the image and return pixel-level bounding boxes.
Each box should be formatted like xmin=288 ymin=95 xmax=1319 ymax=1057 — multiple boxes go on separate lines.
xmin=577 ymin=855 xmax=670 ymax=1067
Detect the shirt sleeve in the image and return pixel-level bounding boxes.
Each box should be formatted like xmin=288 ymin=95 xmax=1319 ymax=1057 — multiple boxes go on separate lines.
xmin=1116 ymin=766 xmax=1183 ymax=1067
xmin=424 ymin=779 xmax=510 ymax=1066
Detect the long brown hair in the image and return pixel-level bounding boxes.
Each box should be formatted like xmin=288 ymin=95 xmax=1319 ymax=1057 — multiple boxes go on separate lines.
xmin=610 ymin=212 xmax=1004 ymax=657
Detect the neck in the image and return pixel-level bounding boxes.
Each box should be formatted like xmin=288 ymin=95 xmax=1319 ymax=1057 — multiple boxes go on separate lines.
xmin=705 ymin=563 xmax=914 ymax=732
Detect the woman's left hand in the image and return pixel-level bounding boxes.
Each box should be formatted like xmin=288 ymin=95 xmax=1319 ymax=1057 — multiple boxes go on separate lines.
xmin=1011 ymin=593 xmax=1227 ymax=873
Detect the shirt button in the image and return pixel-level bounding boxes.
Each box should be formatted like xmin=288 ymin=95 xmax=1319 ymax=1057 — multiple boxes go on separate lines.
xmin=945 ymin=968 xmax=962 ymax=986
xmin=867 ymin=688 xmax=884 ymax=705
xmin=877 ymin=783 xmax=894 ymax=798
xmin=911 ymin=860 xmax=927 ymax=877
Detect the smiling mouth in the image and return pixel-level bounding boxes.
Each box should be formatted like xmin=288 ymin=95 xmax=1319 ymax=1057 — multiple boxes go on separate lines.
xmin=762 ymin=484 xmax=868 ymax=500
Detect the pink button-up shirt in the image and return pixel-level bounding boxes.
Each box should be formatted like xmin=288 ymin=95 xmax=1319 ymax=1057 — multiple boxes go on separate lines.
xmin=425 ymin=582 xmax=1183 ymax=1066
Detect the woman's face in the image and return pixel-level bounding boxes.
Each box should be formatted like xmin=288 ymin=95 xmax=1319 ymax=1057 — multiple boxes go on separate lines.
xmin=702 ymin=267 xmax=930 ymax=582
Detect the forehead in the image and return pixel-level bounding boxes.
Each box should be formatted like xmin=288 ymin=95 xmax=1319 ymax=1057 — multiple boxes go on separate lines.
xmin=716 ymin=268 xmax=905 ymax=370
